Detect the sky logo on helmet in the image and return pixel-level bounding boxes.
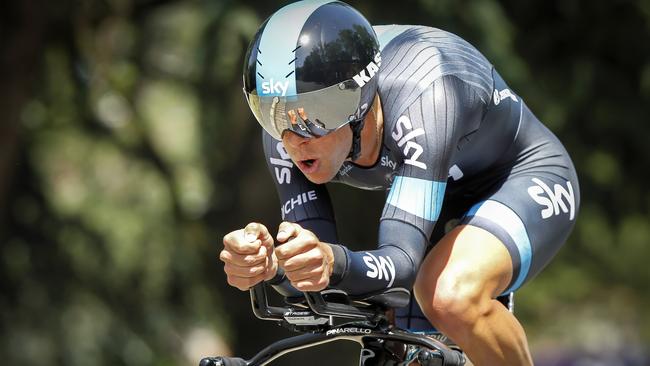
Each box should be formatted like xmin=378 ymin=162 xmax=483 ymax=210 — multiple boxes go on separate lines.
xmin=261 ymin=79 xmax=290 ymax=96
xmin=353 ymin=53 xmax=381 ymax=88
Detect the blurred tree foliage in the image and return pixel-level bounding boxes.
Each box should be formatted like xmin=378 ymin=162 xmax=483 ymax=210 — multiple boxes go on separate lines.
xmin=1 ymin=0 xmax=649 ymax=365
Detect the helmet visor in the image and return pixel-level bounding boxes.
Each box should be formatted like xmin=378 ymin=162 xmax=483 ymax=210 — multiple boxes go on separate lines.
xmin=244 ymin=80 xmax=362 ymax=140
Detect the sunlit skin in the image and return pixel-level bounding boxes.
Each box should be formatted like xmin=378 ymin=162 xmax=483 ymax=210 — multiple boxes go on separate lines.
xmin=222 ymin=93 xmax=534 ymax=365
xmin=281 ymin=127 xmax=352 ymax=184
xmin=281 ymin=95 xmax=384 ymax=184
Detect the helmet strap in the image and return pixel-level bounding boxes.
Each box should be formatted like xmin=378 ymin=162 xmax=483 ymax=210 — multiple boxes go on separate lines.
xmin=347 ymin=118 xmax=365 ymax=161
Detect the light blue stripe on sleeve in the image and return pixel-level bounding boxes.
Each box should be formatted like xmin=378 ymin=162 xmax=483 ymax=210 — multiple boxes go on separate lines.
xmin=466 ymin=200 xmax=532 ymax=293
xmin=386 ymin=176 xmax=446 ymax=222
xmin=256 ymin=0 xmax=333 ymax=97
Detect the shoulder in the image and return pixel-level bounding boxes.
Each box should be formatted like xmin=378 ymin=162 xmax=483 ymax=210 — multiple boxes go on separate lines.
xmin=374 ymin=25 xmax=492 ymax=76
xmin=374 ymin=25 xmax=494 ymax=119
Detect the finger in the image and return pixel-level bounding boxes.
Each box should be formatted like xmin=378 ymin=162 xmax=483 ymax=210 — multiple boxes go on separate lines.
xmin=292 ymin=276 xmax=329 ymax=292
xmin=277 ymin=221 xmax=299 ymax=243
xmin=219 ymin=246 xmax=268 ymax=267
xmin=259 ymin=227 xmax=275 ymax=250
xmin=223 ymin=230 xmax=260 ymax=255
xmin=219 ymin=246 xmax=267 ymax=265
xmin=281 ymin=247 xmax=325 ymax=272
xmin=227 ymin=272 xmax=268 ymax=291
xmin=275 ymin=235 xmax=317 ymax=260
xmin=244 ymin=222 xmax=273 ymax=246
xmin=264 ymin=244 xmax=276 ymax=279
xmin=224 ymin=261 xmax=267 ymax=278
xmin=285 ymin=262 xmax=326 ymax=283
xmin=244 ymin=222 xmax=272 ymax=243
xmin=263 ymin=255 xmax=278 ymax=281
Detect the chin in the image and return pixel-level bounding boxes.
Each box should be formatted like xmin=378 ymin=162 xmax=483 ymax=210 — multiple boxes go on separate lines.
xmin=305 ymin=170 xmax=337 ymax=185
xmin=305 ymin=174 xmax=331 ymax=185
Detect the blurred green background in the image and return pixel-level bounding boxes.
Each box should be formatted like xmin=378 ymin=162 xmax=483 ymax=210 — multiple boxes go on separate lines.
xmin=1 ymin=0 xmax=649 ymax=365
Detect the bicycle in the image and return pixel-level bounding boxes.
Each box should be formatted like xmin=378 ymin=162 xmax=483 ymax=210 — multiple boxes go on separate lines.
xmin=197 ymin=282 xmax=514 ymax=365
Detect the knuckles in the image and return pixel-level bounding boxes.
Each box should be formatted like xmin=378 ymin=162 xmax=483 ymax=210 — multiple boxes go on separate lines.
xmin=293 ymin=277 xmax=328 ymax=292
xmin=243 ymin=254 xmax=263 ymax=266
xmin=222 ymin=232 xmax=234 ymax=245
xmin=219 ymin=249 xmax=229 ymax=262
xmin=223 ymin=229 xmax=247 ymax=248
xmin=222 ymin=224 xmax=276 ymax=292
xmin=278 ymin=221 xmax=295 ymax=232
xmin=245 ymin=222 xmax=260 ymax=232
xmin=276 ymin=235 xmax=319 ymax=258
xmin=227 ymin=273 xmax=263 ymax=291
xmin=219 ymin=249 xmax=265 ymax=266
xmin=285 ymin=264 xmax=325 ymax=282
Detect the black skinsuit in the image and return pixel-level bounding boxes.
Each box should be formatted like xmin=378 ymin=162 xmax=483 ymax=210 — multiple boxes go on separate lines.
xmin=262 ymin=25 xmax=580 ymax=331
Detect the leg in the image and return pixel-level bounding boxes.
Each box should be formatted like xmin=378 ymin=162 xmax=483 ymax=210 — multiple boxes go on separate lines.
xmin=413 ymin=224 xmax=533 ymax=366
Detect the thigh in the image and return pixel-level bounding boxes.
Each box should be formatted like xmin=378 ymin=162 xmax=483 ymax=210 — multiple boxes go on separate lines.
xmin=396 ymin=156 xmax=580 ymax=331
xmin=396 ymin=224 xmax=514 ymax=332
xmin=460 ymin=169 xmax=579 ymax=295
xmin=419 ymin=224 xmax=514 ymax=298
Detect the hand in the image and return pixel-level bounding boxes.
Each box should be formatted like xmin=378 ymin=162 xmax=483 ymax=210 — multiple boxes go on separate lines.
xmin=274 ymin=222 xmax=334 ymax=292
xmin=221 ymin=222 xmax=278 ymax=291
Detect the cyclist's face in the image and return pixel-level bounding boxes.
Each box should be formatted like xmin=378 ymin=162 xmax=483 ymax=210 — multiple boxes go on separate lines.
xmin=282 ymin=126 xmax=352 ymax=184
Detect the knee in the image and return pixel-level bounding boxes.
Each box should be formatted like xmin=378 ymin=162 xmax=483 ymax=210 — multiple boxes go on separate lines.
xmin=414 ymin=269 xmax=492 ymax=329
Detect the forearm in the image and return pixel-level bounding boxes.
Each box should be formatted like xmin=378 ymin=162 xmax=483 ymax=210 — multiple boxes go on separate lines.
xmin=266 ymin=219 xmax=428 ymax=298
xmin=328 ymin=219 xmax=429 ymax=297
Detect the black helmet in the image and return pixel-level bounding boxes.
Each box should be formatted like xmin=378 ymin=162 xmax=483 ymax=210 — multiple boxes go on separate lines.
xmin=243 ymin=0 xmax=380 ymax=160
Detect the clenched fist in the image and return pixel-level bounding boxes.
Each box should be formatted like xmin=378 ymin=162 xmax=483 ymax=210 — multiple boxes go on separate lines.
xmin=221 ymin=223 xmax=278 ymax=291
xmin=275 ymin=222 xmax=334 ymax=292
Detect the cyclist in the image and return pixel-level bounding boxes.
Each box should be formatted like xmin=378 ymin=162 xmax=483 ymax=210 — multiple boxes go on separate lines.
xmin=220 ymin=1 xmax=580 ymax=365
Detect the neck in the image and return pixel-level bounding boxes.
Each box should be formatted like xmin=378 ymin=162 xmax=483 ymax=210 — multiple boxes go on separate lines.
xmin=353 ymin=95 xmax=383 ymax=167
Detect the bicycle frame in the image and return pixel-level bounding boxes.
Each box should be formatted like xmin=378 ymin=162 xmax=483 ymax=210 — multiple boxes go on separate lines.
xmin=216 ymin=319 xmax=461 ymax=365
xmin=199 ymin=284 xmax=466 ymax=366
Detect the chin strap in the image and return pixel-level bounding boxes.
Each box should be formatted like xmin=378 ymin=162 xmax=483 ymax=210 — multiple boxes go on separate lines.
xmin=347 ymin=118 xmax=365 ymax=161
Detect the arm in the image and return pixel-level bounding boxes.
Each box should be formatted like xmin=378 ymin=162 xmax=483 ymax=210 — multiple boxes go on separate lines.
xmin=329 ymin=75 xmax=486 ymax=296
xmin=262 ymin=130 xmax=338 ymax=242
xmin=328 ymin=219 xmax=427 ymax=296
xmin=261 ymin=131 xmax=339 ymax=295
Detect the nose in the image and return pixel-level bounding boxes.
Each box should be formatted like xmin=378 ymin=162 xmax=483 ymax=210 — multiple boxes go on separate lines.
xmin=282 ymin=131 xmax=309 ymax=148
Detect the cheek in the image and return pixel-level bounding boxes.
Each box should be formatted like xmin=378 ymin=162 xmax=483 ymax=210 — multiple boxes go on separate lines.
xmin=332 ymin=144 xmax=348 ymax=163
xmin=320 ymin=136 xmax=346 ymax=161
xmin=319 ymin=137 xmax=349 ymax=176
xmin=281 ymin=138 xmax=299 ymax=158
xmin=283 ymin=144 xmax=297 ymax=159
xmin=334 ymin=131 xmax=352 ymax=159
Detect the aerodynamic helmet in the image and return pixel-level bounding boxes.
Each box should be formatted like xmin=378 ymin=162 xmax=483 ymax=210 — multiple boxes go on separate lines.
xmin=242 ymin=0 xmax=381 ymax=160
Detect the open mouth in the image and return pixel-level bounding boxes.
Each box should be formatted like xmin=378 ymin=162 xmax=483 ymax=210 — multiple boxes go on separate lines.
xmin=297 ymin=159 xmax=319 ymax=174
